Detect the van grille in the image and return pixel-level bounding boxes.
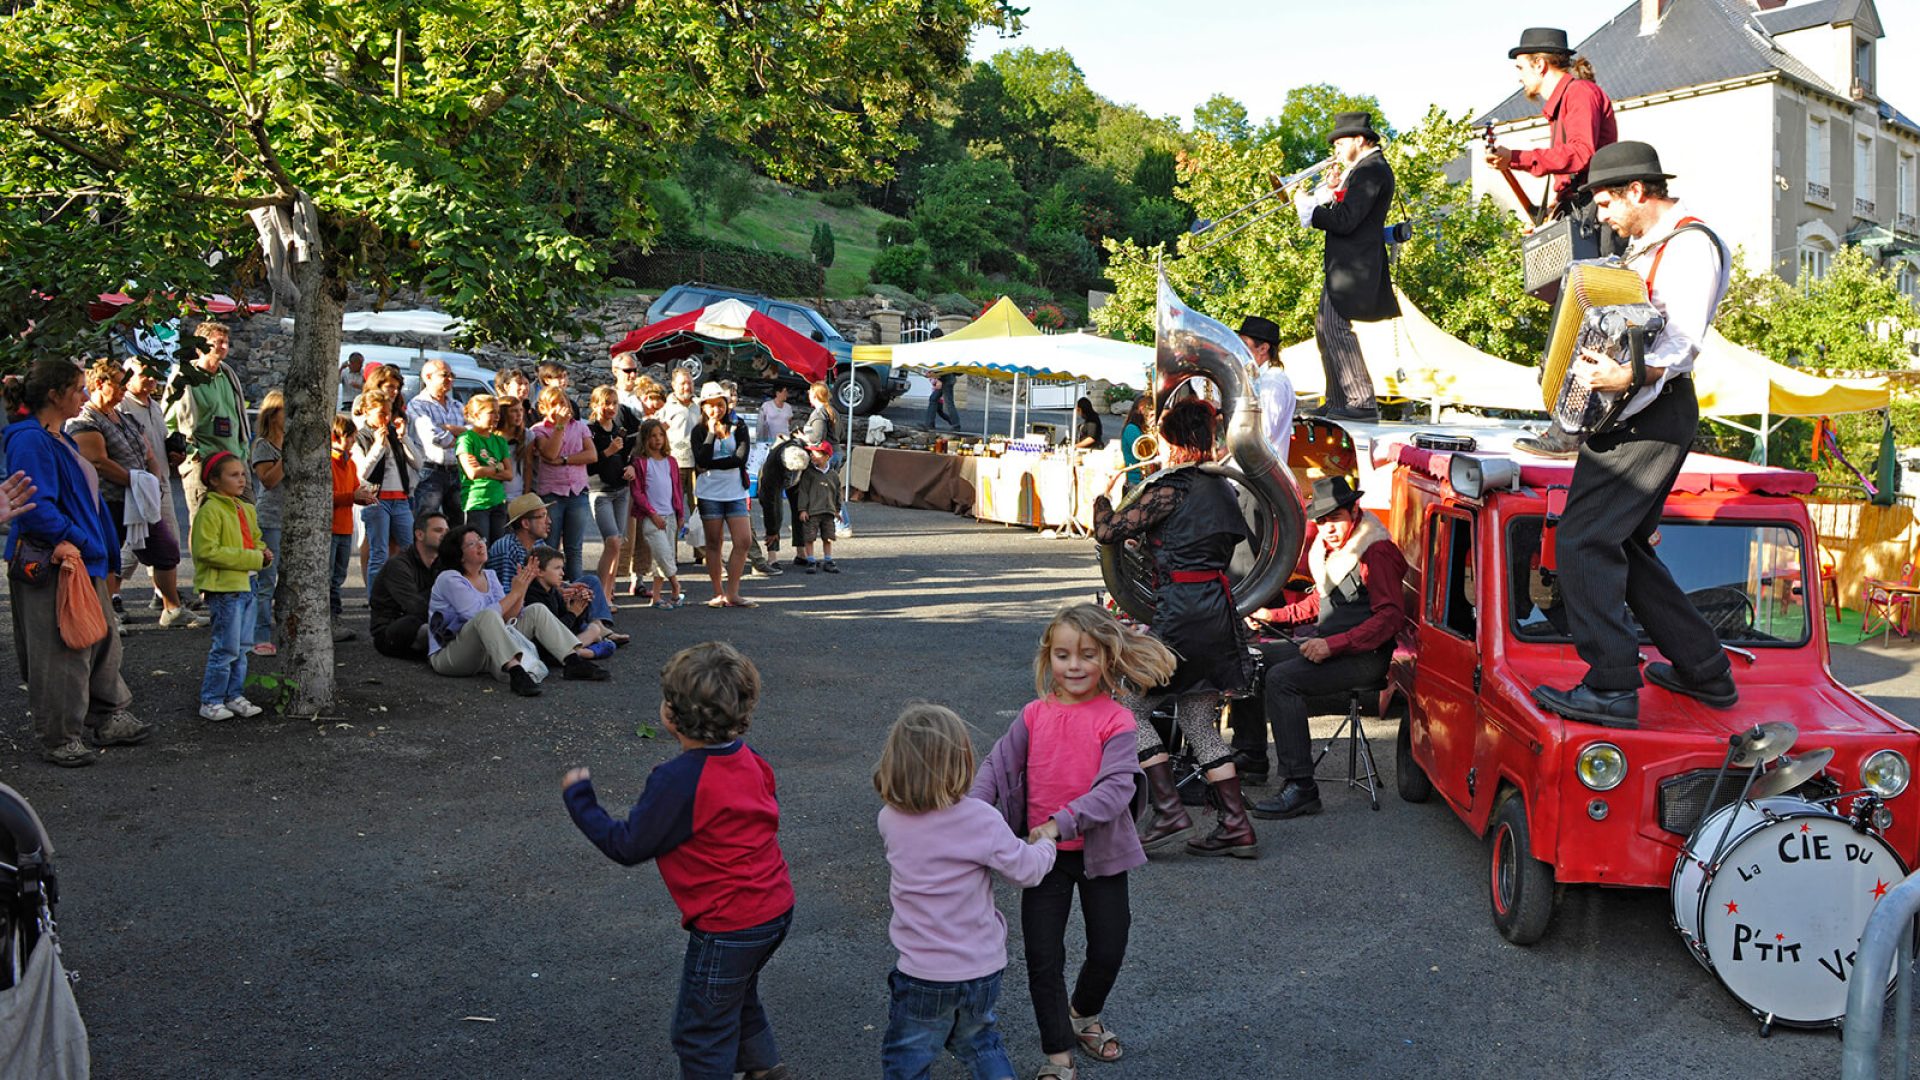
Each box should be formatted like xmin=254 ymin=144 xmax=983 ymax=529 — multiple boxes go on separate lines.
xmin=1657 ymin=769 xmax=1740 ymax=836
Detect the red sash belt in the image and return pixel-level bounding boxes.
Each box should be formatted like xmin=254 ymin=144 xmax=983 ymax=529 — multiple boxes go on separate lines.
xmin=1169 ymin=569 xmax=1236 ymax=607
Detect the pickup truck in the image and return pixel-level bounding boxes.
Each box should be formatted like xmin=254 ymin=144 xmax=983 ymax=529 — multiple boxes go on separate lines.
xmin=1378 ymin=440 xmax=1920 ymax=947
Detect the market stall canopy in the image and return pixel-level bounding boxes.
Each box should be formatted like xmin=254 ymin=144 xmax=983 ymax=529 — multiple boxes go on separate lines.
xmin=1279 ymin=288 xmax=1541 ymax=412
xmin=849 ymin=295 xmax=1045 ymax=370
xmin=1693 ymin=330 xmax=1889 ymax=418
xmin=879 ymin=330 xmax=1151 ymax=388
xmin=607 ymin=298 xmax=834 ymax=383
xmin=275 ymin=309 xmax=466 ymax=336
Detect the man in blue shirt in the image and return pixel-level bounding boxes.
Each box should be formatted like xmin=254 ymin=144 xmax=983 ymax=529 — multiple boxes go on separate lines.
xmin=488 ymin=493 xmax=620 ymax=631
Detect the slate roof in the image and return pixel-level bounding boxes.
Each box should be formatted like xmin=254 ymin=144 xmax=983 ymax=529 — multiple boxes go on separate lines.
xmin=1477 ymin=0 xmax=1847 ymax=126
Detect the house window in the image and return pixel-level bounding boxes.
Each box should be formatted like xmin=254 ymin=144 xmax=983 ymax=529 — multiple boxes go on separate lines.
xmin=1901 ymin=263 xmax=1919 ymax=303
xmin=1856 ymin=38 xmax=1874 ymax=94
xmin=1806 ymin=116 xmax=1831 ymax=203
xmin=1799 ymin=241 xmax=1832 ymax=285
xmin=1857 ymin=134 xmax=1877 ymax=217
xmin=1901 ymin=152 xmax=1917 ymax=233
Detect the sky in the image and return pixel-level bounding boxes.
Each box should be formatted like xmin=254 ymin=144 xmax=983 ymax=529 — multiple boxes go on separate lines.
xmin=970 ymin=0 xmax=1920 ymax=134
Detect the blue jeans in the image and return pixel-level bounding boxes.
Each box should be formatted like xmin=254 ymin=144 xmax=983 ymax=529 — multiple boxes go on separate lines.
xmin=411 ymin=463 xmax=465 ymax=529
xmin=252 ymin=527 xmax=281 ymax=643
xmin=672 ymin=908 xmax=791 ymax=1080
xmin=924 ymin=383 xmax=960 ymax=430
xmin=544 ymin=490 xmax=591 ymax=583
xmin=578 ymin=574 xmax=613 ymax=624
xmin=329 ymin=533 xmax=352 ymax=616
xmin=882 ymin=969 xmax=1014 ymax=1080
xmin=361 ymin=498 xmax=414 ymax=585
xmin=200 ymin=590 xmax=255 ymax=705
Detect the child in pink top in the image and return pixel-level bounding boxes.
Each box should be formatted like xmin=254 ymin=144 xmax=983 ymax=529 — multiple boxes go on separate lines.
xmin=972 ymin=604 xmax=1177 ymax=1080
xmin=875 ymin=704 xmax=1056 ymax=1080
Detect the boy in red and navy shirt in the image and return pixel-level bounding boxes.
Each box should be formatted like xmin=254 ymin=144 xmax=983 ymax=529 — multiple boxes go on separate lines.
xmin=563 ymin=641 xmax=795 ymax=1080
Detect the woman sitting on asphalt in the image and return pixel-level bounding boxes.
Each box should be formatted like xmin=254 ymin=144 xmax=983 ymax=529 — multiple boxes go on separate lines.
xmin=689 ymin=381 xmax=755 ymax=608
xmin=426 ymin=524 xmax=610 ymax=696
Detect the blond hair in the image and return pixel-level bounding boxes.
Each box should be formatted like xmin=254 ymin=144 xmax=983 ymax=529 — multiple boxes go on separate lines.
xmin=661 ymin=641 xmax=762 ymax=743
xmin=536 ymin=385 xmax=572 ymax=418
xmin=194 ymin=319 xmax=230 ymax=342
xmin=83 ymin=357 xmax=124 ymax=389
xmin=464 ymin=393 xmax=498 ymax=424
xmin=256 ymin=389 xmax=287 ymax=443
xmin=808 ymin=381 xmax=832 ymax=406
xmin=1033 ymin=603 xmax=1177 ymax=699
xmin=873 ymin=704 xmax=977 ymax=814
xmin=590 ymin=384 xmax=619 ymax=411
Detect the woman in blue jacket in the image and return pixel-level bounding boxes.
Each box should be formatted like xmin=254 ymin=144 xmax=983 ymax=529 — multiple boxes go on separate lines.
xmin=4 ymin=360 xmax=151 ymax=767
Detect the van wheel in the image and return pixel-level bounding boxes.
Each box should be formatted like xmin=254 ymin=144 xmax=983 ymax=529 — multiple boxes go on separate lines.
xmin=1489 ymin=792 xmax=1556 ymax=945
xmin=833 ymin=369 xmax=883 ymax=417
xmin=1395 ymin=710 xmax=1432 ymax=804
xmin=675 ymin=356 xmax=705 ymax=383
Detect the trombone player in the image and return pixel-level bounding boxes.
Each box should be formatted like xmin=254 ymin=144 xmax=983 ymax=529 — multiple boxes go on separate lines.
xmin=1295 ymin=111 xmax=1399 ymax=423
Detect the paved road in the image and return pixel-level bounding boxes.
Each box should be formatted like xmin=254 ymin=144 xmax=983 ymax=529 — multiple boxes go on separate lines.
xmin=3 ymin=503 xmax=1908 ymax=1078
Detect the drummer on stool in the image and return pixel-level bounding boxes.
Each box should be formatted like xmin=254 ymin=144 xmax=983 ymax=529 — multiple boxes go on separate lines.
xmin=1247 ymin=477 xmax=1409 ymax=820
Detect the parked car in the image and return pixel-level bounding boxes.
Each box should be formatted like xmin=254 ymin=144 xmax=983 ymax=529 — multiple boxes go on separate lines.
xmin=336 ymin=344 xmax=493 ymax=410
xmin=1379 ymin=441 xmax=1920 ymax=953
xmin=644 ymin=282 xmax=906 ymax=416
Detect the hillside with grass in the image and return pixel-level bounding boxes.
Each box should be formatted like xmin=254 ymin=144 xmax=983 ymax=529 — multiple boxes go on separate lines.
xmin=666 ymin=177 xmax=904 ymax=298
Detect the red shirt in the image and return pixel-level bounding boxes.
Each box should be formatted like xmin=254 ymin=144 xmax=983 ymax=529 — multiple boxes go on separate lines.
xmin=330 ymin=451 xmax=358 ymax=536
xmin=1260 ymin=539 xmax=1410 ymax=656
xmin=1023 ymin=697 xmax=1135 ymax=851
xmin=1511 ymin=76 xmax=1617 ymax=205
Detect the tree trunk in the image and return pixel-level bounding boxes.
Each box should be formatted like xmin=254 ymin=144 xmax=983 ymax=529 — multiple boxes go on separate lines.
xmin=281 ymin=237 xmax=347 ymax=715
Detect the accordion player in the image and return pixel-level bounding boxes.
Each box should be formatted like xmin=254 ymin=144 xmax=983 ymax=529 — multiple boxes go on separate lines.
xmin=1537 ymin=261 xmax=1666 ymax=442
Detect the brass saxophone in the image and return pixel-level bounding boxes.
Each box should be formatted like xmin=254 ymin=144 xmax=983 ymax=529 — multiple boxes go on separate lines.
xmin=1098 ymin=274 xmax=1305 ymax=622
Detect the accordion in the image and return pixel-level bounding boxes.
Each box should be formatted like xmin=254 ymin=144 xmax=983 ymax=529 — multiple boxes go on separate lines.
xmin=1540 ymin=262 xmax=1665 ymax=439
xmin=1522 ymin=215 xmax=1605 ymax=302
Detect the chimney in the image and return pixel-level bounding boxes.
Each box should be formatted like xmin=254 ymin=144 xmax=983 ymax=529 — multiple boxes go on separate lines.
xmin=1641 ymin=0 xmax=1671 ymax=35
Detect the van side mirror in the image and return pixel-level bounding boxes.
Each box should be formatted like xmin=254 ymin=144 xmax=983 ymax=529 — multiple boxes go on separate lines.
xmin=811 ymin=332 xmax=825 ymax=342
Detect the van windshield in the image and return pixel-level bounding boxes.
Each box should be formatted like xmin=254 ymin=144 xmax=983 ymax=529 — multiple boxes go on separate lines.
xmin=1506 ymin=517 xmax=1810 ymax=646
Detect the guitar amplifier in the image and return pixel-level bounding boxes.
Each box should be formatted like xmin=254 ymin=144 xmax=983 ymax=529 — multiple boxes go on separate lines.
xmin=1522 ymin=216 xmax=1604 ymax=302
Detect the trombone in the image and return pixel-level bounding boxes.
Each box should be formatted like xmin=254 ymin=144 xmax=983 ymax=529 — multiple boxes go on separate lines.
xmin=1187 ymin=158 xmax=1337 ymax=256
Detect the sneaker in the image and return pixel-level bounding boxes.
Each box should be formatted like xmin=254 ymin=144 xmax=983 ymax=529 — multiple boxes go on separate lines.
xmin=822 ymin=559 xmax=840 ymax=574
xmin=225 ymin=696 xmax=264 ymax=719
xmin=111 ymin=593 xmax=125 ymax=616
xmin=90 ymin=710 xmax=153 ymax=746
xmin=252 ymin=642 xmax=278 ymax=657
xmin=563 ymin=654 xmax=612 ymax=681
xmin=804 ymin=560 xmax=818 ymax=574
xmin=158 ymin=606 xmax=204 ymax=629
xmin=508 ymin=665 xmax=543 ymax=697
xmin=199 ymin=702 xmax=236 ymax=722
xmin=791 ymin=554 xmax=807 ymax=568
xmin=332 ymin=625 xmax=358 ymax=643
xmin=116 ymin=614 xmax=127 ymax=638
xmin=41 ymin=739 xmax=97 ymax=768
xmin=758 ymin=561 xmax=785 ymax=577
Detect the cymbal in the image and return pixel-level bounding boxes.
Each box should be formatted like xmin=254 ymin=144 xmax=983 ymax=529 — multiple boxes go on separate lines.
xmin=1731 ymin=721 xmax=1799 ymax=768
xmin=1749 ymin=747 xmax=1836 ymax=799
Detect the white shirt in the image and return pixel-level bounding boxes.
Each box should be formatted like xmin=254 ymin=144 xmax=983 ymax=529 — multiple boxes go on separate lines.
xmin=758 ymin=400 xmax=793 ymax=442
xmin=659 ymin=396 xmax=695 ymax=468
xmin=1616 ymin=200 xmax=1729 ymax=421
xmin=1255 ymin=365 xmax=1296 ymax=464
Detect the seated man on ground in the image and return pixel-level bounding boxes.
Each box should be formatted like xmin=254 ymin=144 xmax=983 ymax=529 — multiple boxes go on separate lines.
xmin=524 ymin=545 xmax=618 ymax=653
xmin=1247 ymin=477 xmax=1409 ymax=821
xmin=486 ymin=493 xmax=628 ymax=646
xmin=369 ymin=512 xmax=450 ymax=660
xmin=428 ymin=524 xmax=610 ymax=695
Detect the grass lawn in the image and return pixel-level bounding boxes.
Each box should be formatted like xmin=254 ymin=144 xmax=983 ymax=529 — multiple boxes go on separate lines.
xmin=675 ymin=177 xmax=907 ymax=298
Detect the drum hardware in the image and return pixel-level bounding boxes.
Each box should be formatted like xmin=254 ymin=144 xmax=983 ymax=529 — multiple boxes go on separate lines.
xmin=1411 ymin=432 xmax=1477 ymax=453
xmin=1721 ymin=643 xmax=1758 ymax=665
xmin=1748 ymin=747 xmax=1837 ymax=800
xmin=1730 ymin=721 xmax=1799 ymax=769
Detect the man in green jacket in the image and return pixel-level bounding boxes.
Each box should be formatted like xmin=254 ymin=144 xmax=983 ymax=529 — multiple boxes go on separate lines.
xmin=166 ymin=320 xmax=251 ymax=523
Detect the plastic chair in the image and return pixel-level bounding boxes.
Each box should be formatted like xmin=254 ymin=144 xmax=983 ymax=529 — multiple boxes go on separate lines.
xmin=1862 ymin=562 xmax=1916 ymax=643
xmin=1818 ymin=550 xmax=1842 ymax=626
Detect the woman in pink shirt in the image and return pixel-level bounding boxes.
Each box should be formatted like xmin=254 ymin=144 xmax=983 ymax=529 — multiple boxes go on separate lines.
xmin=972 ymin=604 xmax=1177 ymax=1080
xmin=529 ymin=386 xmax=596 ymax=583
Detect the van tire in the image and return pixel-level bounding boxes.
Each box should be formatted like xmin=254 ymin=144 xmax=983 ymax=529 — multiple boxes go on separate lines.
xmin=1395 ymin=710 xmax=1433 ymax=804
xmin=1489 ymin=790 xmax=1556 ymax=945
xmin=833 ymin=369 xmax=884 ymax=417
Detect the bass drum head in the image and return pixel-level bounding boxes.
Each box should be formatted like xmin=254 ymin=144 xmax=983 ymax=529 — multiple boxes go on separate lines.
xmin=1694 ymin=804 xmax=1904 ymax=1027
xmin=1670 ymin=796 xmax=1805 ymax=960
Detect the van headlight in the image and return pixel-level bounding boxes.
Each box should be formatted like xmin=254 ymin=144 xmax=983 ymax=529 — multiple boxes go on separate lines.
xmin=1577 ymin=743 xmax=1627 ymax=791
xmin=1862 ymin=750 xmax=1911 ymax=798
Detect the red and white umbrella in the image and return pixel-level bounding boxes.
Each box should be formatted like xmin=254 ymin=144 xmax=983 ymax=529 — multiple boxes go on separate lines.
xmin=608 ymin=298 xmax=834 ymax=383
xmin=87 ymin=292 xmax=270 ymax=321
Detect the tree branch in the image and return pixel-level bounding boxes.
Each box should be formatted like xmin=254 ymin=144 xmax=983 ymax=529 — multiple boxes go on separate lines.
xmin=442 ymin=0 xmax=635 ymax=147
xmin=26 ymin=124 xmax=123 ymax=175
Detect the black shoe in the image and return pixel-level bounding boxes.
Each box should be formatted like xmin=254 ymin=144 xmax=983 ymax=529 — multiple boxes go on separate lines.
xmin=792 ymin=554 xmax=807 ymax=568
xmin=563 ymin=654 xmax=611 ymax=682
xmin=1532 ymin=683 xmax=1639 ymax=727
xmin=1514 ymin=426 xmax=1581 ymax=459
xmin=1643 ymin=662 xmax=1738 ymax=709
xmin=805 ymin=560 xmax=818 ymax=574
xmin=1326 ymin=405 xmax=1379 ymax=422
xmin=1251 ymin=782 xmax=1323 ymax=820
xmin=822 ymin=559 xmax=840 ymax=573
xmin=111 ymin=593 xmax=125 ymax=616
xmin=508 ymin=665 xmax=543 ymax=697
xmin=1231 ymin=751 xmax=1270 ymax=787
xmin=332 ymin=626 xmax=358 ymax=643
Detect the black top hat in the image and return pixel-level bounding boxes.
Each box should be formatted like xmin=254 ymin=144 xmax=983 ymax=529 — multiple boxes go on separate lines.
xmin=1236 ymin=315 xmax=1280 ymax=347
xmin=1305 ymin=476 xmax=1365 ymax=520
xmin=1579 ymin=140 xmax=1675 ymax=194
xmin=1327 ymin=111 xmax=1380 ymax=145
xmin=1509 ymin=27 xmax=1574 ymax=58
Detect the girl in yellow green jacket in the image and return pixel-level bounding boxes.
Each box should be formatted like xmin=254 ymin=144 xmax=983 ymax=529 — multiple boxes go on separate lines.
xmin=190 ymin=452 xmax=271 ymax=722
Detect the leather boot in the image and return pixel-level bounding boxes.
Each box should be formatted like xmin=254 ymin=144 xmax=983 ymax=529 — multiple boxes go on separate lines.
xmin=1139 ymin=761 xmax=1195 ymax=852
xmin=1187 ymin=775 xmax=1258 ymax=859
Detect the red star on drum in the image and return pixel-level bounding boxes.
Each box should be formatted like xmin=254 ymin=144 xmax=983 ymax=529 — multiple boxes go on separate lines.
xmin=1874 ymin=879 xmax=1891 ymax=899
xmin=1724 ymin=901 xmax=1739 ymax=915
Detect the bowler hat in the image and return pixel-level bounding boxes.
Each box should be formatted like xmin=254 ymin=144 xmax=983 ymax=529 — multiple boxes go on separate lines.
xmin=1327 ymin=111 xmax=1380 ymax=145
xmin=504 ymin=493 xmax=554 ymax=527
xmin=1580 ymin=141 xmax=1674 ymax=195
xmin=1509 ymin=27 xmax=1574 ymax=58
xmin=1305 ymin=476 xmax=1365 ymax=520
xmin=1237 ymin=315 xmax=1280 ymax=347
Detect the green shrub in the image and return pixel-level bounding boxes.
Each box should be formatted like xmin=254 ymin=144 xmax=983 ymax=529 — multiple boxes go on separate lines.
xmin=821 ymin=186 xmax=858 ymax=208
xmin=927 ymin=291 xmax=976 ymax=316
xmin=865 ymin=283 xmax=921 ymax=309
xmin=869 ymin=243 xmax=928 ymax=292
xmin=810 ymin=222 xmax=837 ymax=268
xmin=875 ymin=219 xmax=918 ymax=247
xmin=613 ymin=231 xmax=823 ymax=296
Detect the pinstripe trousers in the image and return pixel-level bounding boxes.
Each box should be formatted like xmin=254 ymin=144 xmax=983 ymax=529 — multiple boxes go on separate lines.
xmin=1315 ymin=288 xmax=1375 ymax=410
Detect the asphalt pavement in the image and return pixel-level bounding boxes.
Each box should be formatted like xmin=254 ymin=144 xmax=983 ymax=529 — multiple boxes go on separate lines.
xmin=2 ymin=501 xmax=1911 ymax=1078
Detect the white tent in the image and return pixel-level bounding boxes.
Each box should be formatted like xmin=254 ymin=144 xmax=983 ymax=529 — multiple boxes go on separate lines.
xmin=278 ymin=309 xmax=465 ymax=336
xmin=1279 ymin=288 xmax=1542 ymax=415
xmin=884 ymin=330 xmax=1152 ymax=388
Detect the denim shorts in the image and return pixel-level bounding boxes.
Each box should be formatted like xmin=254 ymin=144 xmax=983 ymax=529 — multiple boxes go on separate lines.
xmin=698 ymin=497 xmax=749 ymax=521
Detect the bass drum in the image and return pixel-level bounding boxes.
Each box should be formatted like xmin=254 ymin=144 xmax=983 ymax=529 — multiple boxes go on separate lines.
xmin=1669 ymin=796 xmax=1904 ymax=1027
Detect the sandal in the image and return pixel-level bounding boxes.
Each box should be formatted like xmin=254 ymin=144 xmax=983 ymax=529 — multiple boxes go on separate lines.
xmin=724 ymin=597 xmax=758 ymax=609
xmin=1035 ymin=1063 xmax=1075 ymax=1080
xmin=1071 ymin=1013 xmax=1121 ymax=1063
xmin=706 ymin=596 xmax=729 ymax=608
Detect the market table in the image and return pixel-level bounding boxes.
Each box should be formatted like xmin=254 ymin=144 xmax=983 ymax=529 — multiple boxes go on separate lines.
xmin=849 ymin=446 xmax=974 ymax=515
xmin=850 ymin=445 xmax=1121 ymax=529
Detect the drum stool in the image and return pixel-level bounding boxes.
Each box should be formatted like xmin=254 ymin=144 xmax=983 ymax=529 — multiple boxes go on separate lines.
xmin=1309 ymin=681 xmax=1386 ymax=811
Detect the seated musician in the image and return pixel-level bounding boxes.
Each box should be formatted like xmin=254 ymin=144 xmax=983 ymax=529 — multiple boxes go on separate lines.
xmin=1530 ymin=141 xmax=1737 ymax=728
xmin=1246 ymin=477 xmax=1409 ymax=821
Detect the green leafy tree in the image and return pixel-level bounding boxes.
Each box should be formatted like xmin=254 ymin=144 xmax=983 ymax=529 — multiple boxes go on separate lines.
xmin=810 ymin=222 xmax=837 ymax=268
xmin=869 ymin=243 xmax=928 ymax=292
xmin=1193 ymin=94 xmax=1253 ymax=146
xmin=1132 ymin=148 xmax=1179 ymax=200
xmin=912 ymin=157 xmax=1026 ymax=273
xmin=1029 ymin=228 xmax=1101 ymax=292
xmin=1257 ymin=84 xmax=1393 ymax=172
xmin=0 ymin=0 xmax=1014 ymax=712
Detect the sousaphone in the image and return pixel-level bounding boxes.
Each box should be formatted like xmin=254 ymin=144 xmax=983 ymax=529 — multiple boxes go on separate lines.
xmin=1098 ymin=274 xmax=1305 ymax=621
